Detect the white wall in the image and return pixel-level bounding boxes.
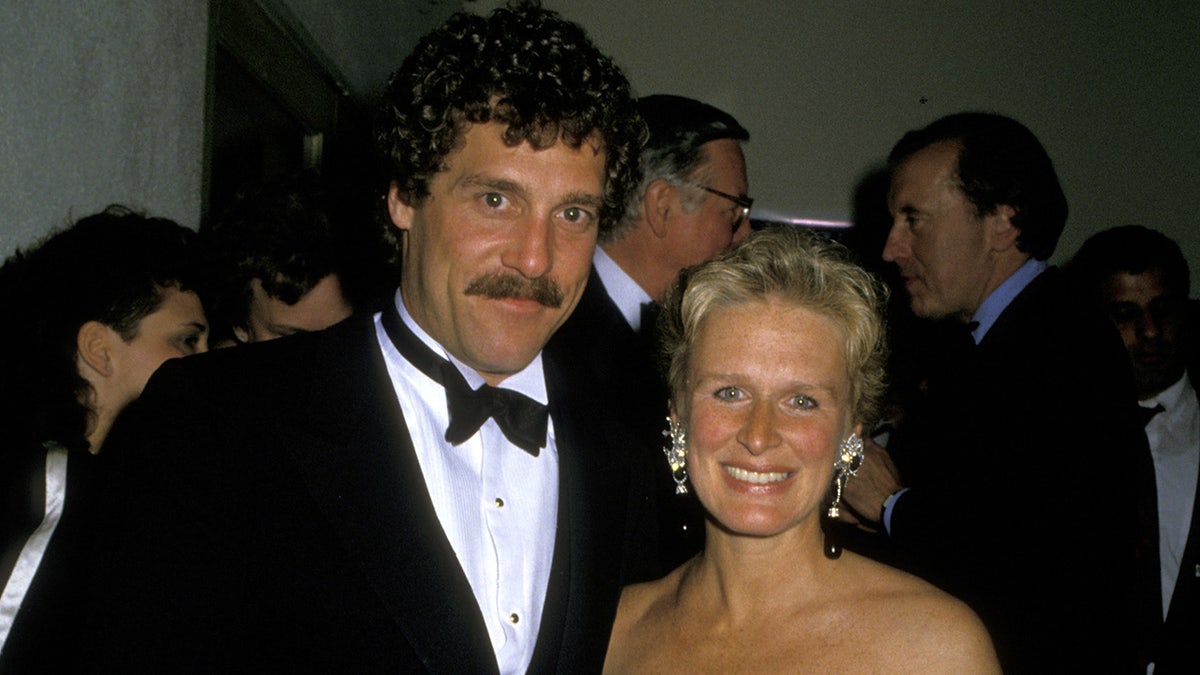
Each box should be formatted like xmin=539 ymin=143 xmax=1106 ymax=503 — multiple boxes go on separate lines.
xmin=535 ymin=0 xmax=1200 ymax=288
xmin=0 ymin=0 xmax=208 ymax=255
xmin=5 ymin=1 xmax=1197 ymax=290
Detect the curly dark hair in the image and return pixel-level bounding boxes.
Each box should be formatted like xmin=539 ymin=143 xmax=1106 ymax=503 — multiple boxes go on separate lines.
xmin=201 ymin=169 xmax=351 ymax=345
xmin=0 ymin=206 xmax=200 ymax=455
xmin=888 ymin=112 xmax=1068 ymax=261
xmin=374 ymin=2 xmax=644 ymax=240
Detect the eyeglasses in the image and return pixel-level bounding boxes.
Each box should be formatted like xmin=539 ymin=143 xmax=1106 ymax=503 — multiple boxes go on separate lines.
xmin=693 ymin=185 xmax=753 ymax=232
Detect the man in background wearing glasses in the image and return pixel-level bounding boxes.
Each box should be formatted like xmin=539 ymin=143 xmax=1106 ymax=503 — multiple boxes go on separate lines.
xmin=548 ymin=94 xmax=751 ymax=575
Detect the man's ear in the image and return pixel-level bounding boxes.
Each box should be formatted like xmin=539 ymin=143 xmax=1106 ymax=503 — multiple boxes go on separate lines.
xmin=988 ymin=204 xmax=1020 ymax=252
xmin=644 ymin=179 xmax=673 ymax=239
xmin=76 ymin=321 xmax=114 ymax=378
xmin=387 ymin=182 xmax=415 ymax=232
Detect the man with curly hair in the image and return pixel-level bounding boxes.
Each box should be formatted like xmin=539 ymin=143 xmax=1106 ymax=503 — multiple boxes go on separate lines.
xmin=79 ymin=4 xmax=651 ymax=672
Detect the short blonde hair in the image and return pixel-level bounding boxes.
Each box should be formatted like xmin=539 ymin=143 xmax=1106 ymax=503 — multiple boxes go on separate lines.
xmin=659 ymin=225 xmax=889 ymax=427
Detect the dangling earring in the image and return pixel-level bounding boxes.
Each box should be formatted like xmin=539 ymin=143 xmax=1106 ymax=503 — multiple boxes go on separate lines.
xmin=662 ymin=416 xmax=689 ymax=494
xmin=827 ymin=433 xmax=865 ymax=519
xmin=824 ymin=433 xmax=864 ymax=560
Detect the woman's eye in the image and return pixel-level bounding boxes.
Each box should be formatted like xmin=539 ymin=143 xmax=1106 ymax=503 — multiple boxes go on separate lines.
xmin=178 ymin=334 xmax=201 ymax=354
xmin=714 ymin=386 xmax=741 ymax=401
xmin=791 ymin=395 xmax=817 ymax=409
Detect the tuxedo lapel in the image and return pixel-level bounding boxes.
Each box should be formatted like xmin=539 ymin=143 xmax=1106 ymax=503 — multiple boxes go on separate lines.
xmin=528 ymin=350 xmax=639 ymax=671
xmin=280 ymin=318 xmax=498 ymax=674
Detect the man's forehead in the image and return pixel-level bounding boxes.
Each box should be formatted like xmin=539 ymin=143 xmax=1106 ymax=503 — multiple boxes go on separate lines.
xmin=1103 ymin=269 xmax=1174 ymax=303
xmin=889 ymin=165 xmax=970 ymax=221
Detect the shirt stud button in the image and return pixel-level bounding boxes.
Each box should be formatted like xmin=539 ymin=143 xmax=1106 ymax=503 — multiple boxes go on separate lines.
xmin=509 ymin=612 xmax=520 ymax=624
xmin=495 ymin=498 xmax=504 ymax=508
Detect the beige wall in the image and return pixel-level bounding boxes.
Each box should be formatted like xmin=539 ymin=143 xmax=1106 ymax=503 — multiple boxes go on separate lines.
xmin=538 ymin=0 xmax=1200 ymax=289
xmin=4 ymin=1 xmax=1197 ymax=291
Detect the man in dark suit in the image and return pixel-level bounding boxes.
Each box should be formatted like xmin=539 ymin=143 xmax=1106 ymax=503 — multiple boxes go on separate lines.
xmin=843 ymin=113 xmax=1146 ymax=673
xmin=549 ymin=95 xmax=750 ymax=573
xmin=77 ymin=5 xmax=649 ymax=672
xmin=1068 ymin=225 xmax=1200 ymax=674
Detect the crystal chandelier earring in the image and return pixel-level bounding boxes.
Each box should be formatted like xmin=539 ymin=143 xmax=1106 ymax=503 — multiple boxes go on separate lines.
xmin=663 ymin=416 xmax=689 ymax=494
xmin=827 ymin=433 xmax=864 ymax=519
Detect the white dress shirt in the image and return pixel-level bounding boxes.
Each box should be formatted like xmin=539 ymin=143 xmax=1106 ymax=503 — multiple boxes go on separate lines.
xmin=375 ymin=293 xmax=559 ymax=674
xmin=1141 ymin=372 xmax=1200 ymax=619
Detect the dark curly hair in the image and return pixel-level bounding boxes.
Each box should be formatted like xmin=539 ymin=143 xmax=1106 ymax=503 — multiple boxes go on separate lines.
xmin=888 ymin=112 xmax=1068 ymax=261
xmin=0 ymin=206 xmax=200 ymax=455
xmin=374 ymin=2 xmax=645 ymax=241
xmin=201 ymin=169 xmax=351 ymax=345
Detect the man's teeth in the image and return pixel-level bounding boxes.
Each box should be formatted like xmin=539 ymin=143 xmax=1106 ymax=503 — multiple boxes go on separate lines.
xmin=723 ymin=465 xmax=790 ymax=484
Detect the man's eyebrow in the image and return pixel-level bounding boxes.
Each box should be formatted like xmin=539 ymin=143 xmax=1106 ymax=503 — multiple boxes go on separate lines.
xmin=561 ymin=191 xmax=603 ymax=209
xmin=459 ymin=175 xmax=527 ymax=199
xmin=458 ymin=175 xmax=602 ymax=209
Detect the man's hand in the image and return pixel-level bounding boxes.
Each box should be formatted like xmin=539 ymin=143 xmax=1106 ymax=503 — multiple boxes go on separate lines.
xmin=841 ymin=436 xmax=903 ymax=529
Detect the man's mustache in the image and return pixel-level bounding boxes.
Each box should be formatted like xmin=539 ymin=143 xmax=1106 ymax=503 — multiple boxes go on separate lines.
xmin=465 ymin=273 xmax=564 ymax=308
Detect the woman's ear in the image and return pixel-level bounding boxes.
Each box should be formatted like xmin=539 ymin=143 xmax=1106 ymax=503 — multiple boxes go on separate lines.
xmin=76 ymin=321 xmax=114 ymax=378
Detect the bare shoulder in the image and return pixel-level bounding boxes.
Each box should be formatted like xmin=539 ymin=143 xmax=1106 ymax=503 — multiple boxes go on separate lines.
xmin=604 ymin=567 xmax=687 ymax=675
xmin=841 ymin=553 xmax=1001 ymax=673
xmin=609 ymin=577 xmax=667 ymax=633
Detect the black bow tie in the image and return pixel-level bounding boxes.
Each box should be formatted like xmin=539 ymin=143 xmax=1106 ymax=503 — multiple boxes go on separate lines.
xmin=1139 ymin=403 xmax=1166 ymax=428
xmin=381 ymin=303 xmax=548 ymax=455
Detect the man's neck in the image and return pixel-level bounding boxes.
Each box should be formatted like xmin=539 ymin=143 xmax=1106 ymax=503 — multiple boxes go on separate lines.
xmin=1139 ymin=369 xmax=1190 ymax=405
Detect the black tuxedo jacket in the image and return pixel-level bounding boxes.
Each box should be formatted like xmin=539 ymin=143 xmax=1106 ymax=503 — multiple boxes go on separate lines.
xmin=1149 ymin=371 xmax=1200 ymax=674
xmin=886 ymin=268 xmax=1145 ymax=674
xmin=547 ymin=268 xmax=703 ymax=576
xmin=76 ymin=315 xmax=655 ymax=672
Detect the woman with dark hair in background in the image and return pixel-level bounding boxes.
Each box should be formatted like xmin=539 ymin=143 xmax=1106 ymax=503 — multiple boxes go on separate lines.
xmin=0 ymin=206 xmax=207 ymax=669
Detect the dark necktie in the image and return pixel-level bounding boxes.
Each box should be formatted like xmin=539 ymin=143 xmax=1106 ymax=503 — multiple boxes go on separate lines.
xmin=639 ymin=301 xmax=661 ymax=336
xmin=381 ymin=303 xmax=549 ymax=455
xmin=638 ymin=301 xmax=661 ymax=352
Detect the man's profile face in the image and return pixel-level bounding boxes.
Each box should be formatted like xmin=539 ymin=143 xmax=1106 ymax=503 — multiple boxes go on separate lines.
xmin=1101 ymin=267 xmax=1189 ymax=399
xmin=236 ymin=274 xmax=353 ymax=343
xmin=671 ymin=138 xmax=751 ymax=270
xmin=389 ymin=121 xmax=606 ymax=385
xmin=883 ymin=141 xmax=998 ymax=322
